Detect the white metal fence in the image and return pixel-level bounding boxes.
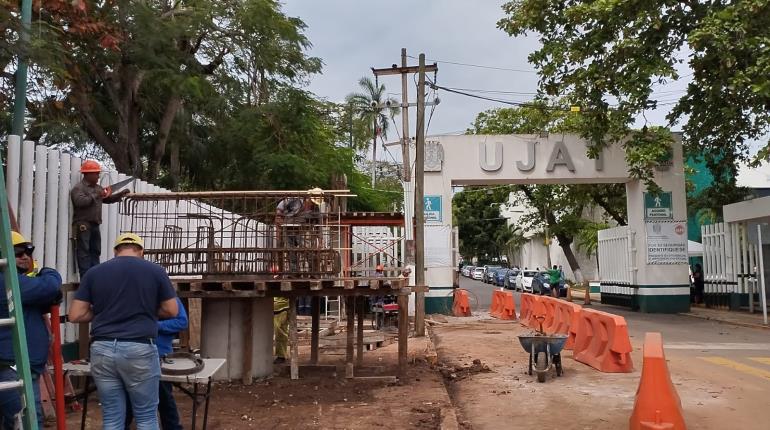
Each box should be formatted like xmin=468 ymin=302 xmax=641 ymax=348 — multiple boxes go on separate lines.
xmin=4 ymin=135 xmax=171 ymax=342
xmin=701 ymin=222 xmax=763 ymax=313
xmin=597 ymin=226 xmax=637 ymax=295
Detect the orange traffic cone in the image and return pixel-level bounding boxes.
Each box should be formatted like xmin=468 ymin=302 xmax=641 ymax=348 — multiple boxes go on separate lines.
xmin=583 ymin=285 xmax=591 ymax=305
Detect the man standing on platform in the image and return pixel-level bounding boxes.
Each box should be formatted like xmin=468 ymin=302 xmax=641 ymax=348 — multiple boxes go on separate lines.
xmin=70 ymin=160 xmax=130 ymax=277
xmin=69 ymin=233 xmax=178 ymax=430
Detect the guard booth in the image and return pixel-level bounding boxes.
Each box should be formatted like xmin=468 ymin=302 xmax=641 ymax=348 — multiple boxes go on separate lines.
xmin=699 ymin=197 xmax=770 ymax=324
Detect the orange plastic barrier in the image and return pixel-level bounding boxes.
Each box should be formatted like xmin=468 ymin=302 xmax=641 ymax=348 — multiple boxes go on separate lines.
xmin=573 ymin=308 xmax=633 ymax=373
xmin=527 ymin=295 xmax=547 ymax=329
xmin=489 ymin=290 xmax=504 ymax=318
xmin=630 ymin=332 xmax=686 ymax=430
xmin=540 ymin=297 xmax=560 ymax=333
xmin=452 ymin=289 xmax=472 ymax=317
xmin=560 ymin=302 xmax=582 ymax=350
xmin=519 ymin=293 xmax=532 ymax=324
xmin=490 ymin=290 xmax=516 ymax=320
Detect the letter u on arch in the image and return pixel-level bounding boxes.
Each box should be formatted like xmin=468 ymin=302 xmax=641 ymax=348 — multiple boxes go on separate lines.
xmin=479 ymin=142 xmax=502 ymax=171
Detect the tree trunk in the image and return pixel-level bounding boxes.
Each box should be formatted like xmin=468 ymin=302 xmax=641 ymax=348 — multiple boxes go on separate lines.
xmin=556 ymin=233 xmax=584 ymax=283
xmin=169 ymin=136 xmax=180 ymax=190
xmin=148 ymin=94 xmax=182 ymax=180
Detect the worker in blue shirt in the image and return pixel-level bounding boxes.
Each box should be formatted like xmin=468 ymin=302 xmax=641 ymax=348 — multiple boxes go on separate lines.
xmin=0 ymin=232 xmax=62 ymax=429
xmin=125 ymin=297 xmax=187 ymax=430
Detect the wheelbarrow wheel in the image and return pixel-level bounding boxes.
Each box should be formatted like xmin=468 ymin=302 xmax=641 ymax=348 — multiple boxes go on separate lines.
xmin=554 ymin=353 xmax=563 ymax=376
xmin=536 ymin=352 xmax=547 ymax=383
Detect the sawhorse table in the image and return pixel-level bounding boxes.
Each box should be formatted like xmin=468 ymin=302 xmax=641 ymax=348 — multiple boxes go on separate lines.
xmin=64 ymin=358 xmax=226 ymax=430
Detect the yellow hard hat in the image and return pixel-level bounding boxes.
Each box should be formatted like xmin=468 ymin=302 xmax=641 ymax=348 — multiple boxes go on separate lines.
xmin=11 ymin=231 xmax=30 ymax=246
xmin=114 ymin=232 xmax=144 ymax=249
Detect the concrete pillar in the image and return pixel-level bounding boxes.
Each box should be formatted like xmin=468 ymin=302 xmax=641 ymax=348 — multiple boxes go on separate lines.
xmin=201 ymin=297 xmax=273 ymax=381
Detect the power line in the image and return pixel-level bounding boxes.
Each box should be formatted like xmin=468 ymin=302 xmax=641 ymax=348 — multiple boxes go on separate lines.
xmin=407 ymin=55 xmax=536 ymax=73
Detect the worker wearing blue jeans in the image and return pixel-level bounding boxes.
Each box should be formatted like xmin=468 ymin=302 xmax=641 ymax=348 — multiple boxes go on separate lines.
xmin=69 ymin=233 xmax=178 ymax=430
xmin=125 ymin=298 xmax=188 ymax=430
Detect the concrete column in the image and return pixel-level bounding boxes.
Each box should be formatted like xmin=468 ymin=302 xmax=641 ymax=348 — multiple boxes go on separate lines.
xmin=624 ymin=136 xmax=690 ymax=313
xmin=201 ymin=297 xmax=273 ymax=381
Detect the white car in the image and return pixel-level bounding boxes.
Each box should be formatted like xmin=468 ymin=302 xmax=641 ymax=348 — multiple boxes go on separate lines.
xmin=516 ymin=270 xmax=538 ymax=292
xmin=472 ymin=267 xmax=485 ymax=280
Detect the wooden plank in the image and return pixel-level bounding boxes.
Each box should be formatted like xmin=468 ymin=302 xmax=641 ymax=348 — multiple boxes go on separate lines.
xmin=222 ymin=281 xmax=233 ymax=291
xmin=78 ymin=323 xmax=89 ymax=359
xmin=281 ymin=281 xmax=292 ymax=292
xmin=356 ymin=297 xmax=365 ymax=367
xmin=289 ymin=296 xmax=299 ymax=380
xmin=255 ymin=281 xmax=267 ymax=292
xmin=241 ymin=299 xmax=254 ymax=385
xmin=187 ymin=298 xmax=202 ymax=350
xmin=398 ymin=294 xmax=408 ymax=380
xmin=344 ymin=280 xmax=355 ymax=290
xmin=311 ymin=296 xmax=320 ymax=364
xmin=190 ymin=282 xmax=202 ymax=292
xmin=368 ymin=279 xmax=380 ymax=290
xmin=345 ymin=296 xmax=355 ymax=378
xmin=310 ymin=281 xmax=322 ymax=291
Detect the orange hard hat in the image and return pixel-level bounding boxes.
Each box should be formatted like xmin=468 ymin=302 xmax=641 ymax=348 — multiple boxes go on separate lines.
xmin=376 ymin=264 xmax=384 ymax=271
xmin=80 ymin=160 xmax=101 ymax=173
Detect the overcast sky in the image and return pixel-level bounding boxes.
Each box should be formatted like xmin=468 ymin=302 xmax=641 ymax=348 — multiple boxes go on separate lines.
xmin=282 ymin=1 xmax=690 ymax=140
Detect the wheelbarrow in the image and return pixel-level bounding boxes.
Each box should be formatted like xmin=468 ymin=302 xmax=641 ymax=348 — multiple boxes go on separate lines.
xmin=517 ymin=315 xmax=568 ymax=382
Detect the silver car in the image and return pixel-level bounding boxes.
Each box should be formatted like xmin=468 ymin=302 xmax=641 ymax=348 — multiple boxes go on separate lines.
xmin=516 ymin=270 xmax=538 ymax=292
xmin=472 ymin=267 xmax=485 ymax=280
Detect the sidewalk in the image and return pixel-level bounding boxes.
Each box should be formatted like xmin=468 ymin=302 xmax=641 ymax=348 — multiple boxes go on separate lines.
xmin=680 ymin=306 xmax=770 ymax=330
xmin=571 ymin=288 xmax=770 ymax=330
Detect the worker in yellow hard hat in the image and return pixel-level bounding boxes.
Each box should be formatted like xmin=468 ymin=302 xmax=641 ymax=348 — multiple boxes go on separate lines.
xmin=0 ymin=232 xmax=62 ymax=428
xmin=70 ymin=160 xmax=130 ymax=278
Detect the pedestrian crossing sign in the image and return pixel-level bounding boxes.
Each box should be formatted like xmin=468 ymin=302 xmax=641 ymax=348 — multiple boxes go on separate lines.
xmin=644 ymin=192 xmax=673 ymax=220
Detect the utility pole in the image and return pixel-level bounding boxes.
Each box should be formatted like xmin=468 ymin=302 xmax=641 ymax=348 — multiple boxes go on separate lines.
xmin=371 ymin=115 xmax=377 ymax=187
xmin=400 ymin=48 xmax=411 ymax=181
xmin=11 ymin=0 xmax=33 ymax=136
xmin=372 ymin=53 xmax=437 ymax=338
xmin=414 ymin=53 xmax=426 ymax=337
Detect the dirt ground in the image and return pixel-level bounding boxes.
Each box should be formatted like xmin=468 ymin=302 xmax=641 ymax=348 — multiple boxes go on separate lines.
xmin=65 ymin=336 xmax=455 ymax=429
xmin=429 ymin=313 xmax=769 ymax=430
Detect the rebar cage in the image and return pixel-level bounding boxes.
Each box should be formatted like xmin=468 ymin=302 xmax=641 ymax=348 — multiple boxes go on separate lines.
xmin=118 ymin=190 xmax=349 ymax=278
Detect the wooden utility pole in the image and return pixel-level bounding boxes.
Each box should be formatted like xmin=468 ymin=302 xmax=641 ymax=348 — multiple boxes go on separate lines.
xmin=372 ymin=53 xmax=437 ymax=338
xmin=414 ymin=53 xmax=426 ymax=337
xmin=400 ymin=48 xmax=411 ymax=181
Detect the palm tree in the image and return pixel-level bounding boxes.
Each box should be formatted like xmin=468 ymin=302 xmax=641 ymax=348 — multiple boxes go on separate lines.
xmin=346 ymin=77 xmax=399 ymax=186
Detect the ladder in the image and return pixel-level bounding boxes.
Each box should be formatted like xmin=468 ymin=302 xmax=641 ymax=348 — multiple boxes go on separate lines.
xmin=0 ymin=160 xmax=39 ymax=429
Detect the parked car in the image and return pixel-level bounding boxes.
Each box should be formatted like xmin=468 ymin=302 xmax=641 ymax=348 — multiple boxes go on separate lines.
xmin=516 ymin=270 xmax=538 ymax=292
xmin=504 ymin=269 xmax=520 ymax=289
xmin=483 ymin=266 xmax=502 ymax=283
xmin=531 ymin=271 xmax=551 ymax=294
xmin=462 ymin=266 xmax=472 ymax=277
xmin=472 ymin=267 xmax=485 ymax=280
xmin=494 ymin=268 xmax=509 ymax=287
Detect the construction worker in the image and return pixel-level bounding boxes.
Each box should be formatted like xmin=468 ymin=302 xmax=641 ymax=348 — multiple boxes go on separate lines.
xmin=69 ymin=233 xmax=178 ymax=430
xmin=70 ymin=160 xmax=130 ymax=277
xmin=0 ymin=232 xmax=63 ymax=429
xmin=273 ymin=297 xmax=289 ymax=364
xmin=125 ymin=297 xmax=187 ymax=430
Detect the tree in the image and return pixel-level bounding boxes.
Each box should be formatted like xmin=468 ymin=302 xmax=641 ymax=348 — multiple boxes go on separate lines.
xmin=345 ymin=77 xmax=399 ymax=182
xmin=498 ymin=0 xmax=770 ymax=191
xmin=453 ymin=187 xmax=513 ymax=262
xmin=5 ymin=0 xmax=321 ymax=184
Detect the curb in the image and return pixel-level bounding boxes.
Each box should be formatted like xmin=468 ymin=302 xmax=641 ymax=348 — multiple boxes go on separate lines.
xmin=426 ymin=325 xmax=463 ymax=430
xmin=678 ymin=312 xmax=770 ymax=331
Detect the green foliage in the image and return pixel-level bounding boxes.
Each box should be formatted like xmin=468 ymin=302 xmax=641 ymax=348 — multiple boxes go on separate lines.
xmin=345 ymin=77 xmax=400 ymax=157
xmin=498 ymin=0 xmax=770 ymax=188
xmin=453 ymin=187 xmax=514 ymax=261
xmin=576 ymin=221 xmax=610 ymax=258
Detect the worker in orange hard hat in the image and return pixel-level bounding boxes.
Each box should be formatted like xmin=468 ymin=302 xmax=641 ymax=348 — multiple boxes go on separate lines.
xmin=70 ymin=160 xmax=130 ymax=277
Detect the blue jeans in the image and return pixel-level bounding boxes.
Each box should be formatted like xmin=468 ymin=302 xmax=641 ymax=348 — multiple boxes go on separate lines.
xmin=125 ymin=381 xmax=182 ymax=430
xmin=0 ymin=368 xmax=43 ymax=430
xmin=91 ymin=340 xmax=161 ymax=430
